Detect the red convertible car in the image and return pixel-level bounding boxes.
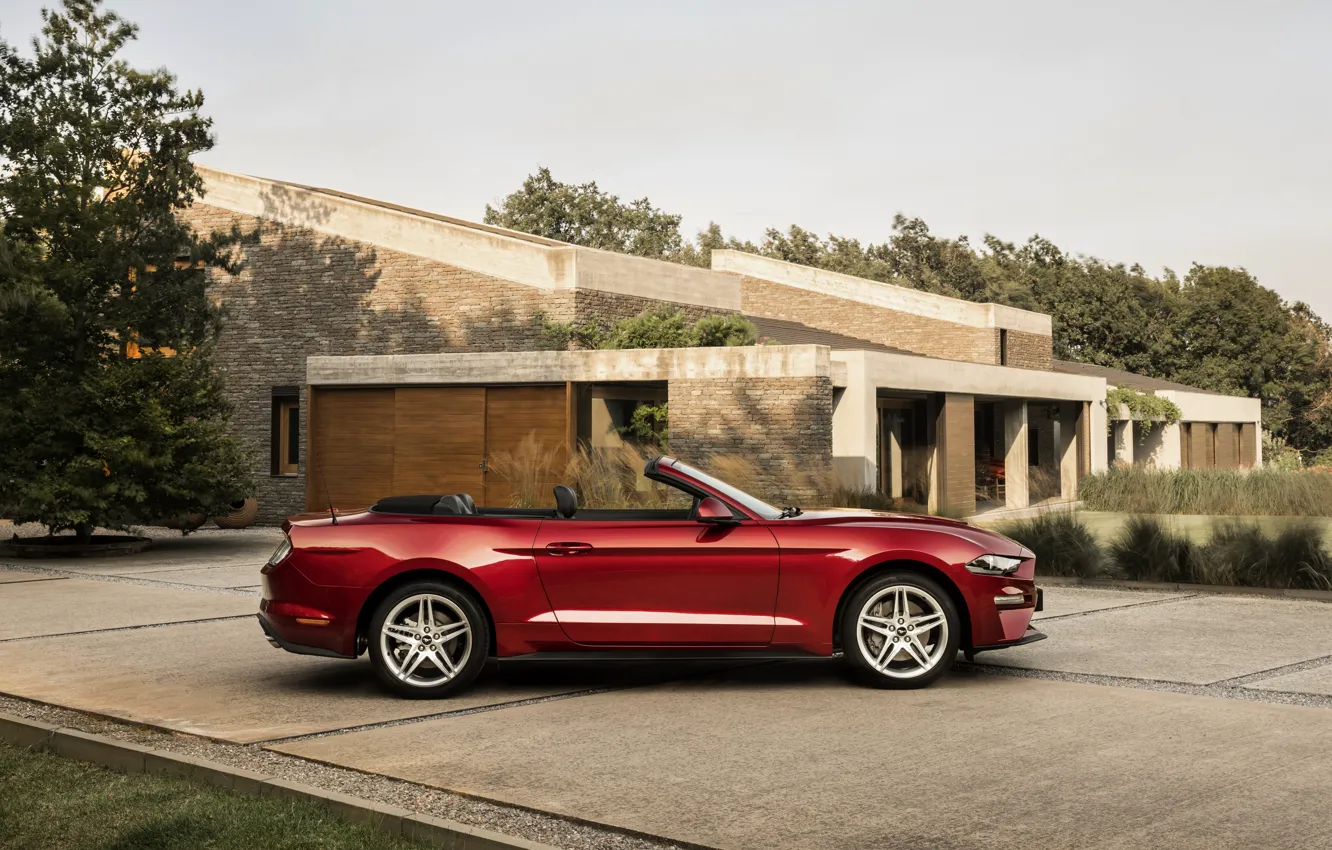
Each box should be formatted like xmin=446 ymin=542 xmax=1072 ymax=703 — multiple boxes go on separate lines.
xmin=259 ymin=457 xmax=1044 ymax=697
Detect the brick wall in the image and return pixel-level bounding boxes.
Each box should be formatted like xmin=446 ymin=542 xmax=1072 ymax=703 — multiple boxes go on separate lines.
xmin=739 ymin=275 xmax=999 ymax=365
xmin=574 ymin=289 xmax=730 ymax=329
xmin=936 ymin=393 xmax=976 ymax=517
xmin=182 ymin=204 xmax=752 ymax=523
xmin=182 ymin=202 xmax=576 ymax=524
xmin=1004 ymin=330 xmax=1053 ymax=370
xmin=667 ymin=376 xmax=833 ymax=506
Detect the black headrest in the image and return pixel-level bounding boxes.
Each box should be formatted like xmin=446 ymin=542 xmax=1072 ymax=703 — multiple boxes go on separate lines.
xmin=456 ymin=493 xmax=476 ymax=514
xmin=553 ymin=485 xmax=577 ymax=519
xmin=432 ymin=495 xmax=468 ymax=515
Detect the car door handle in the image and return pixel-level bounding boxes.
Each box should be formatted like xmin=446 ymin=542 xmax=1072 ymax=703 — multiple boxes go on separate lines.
xmin=545 ymin=542 xmax=592 ymax=555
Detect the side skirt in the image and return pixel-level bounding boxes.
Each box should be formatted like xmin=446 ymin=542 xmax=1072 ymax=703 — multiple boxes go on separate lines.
xmin=499 ymin=648 xmax=828 ymax=663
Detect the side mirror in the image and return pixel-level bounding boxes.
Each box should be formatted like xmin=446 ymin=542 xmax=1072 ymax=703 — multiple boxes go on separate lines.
xmin=696 ymin=496 xmax=738 ymax=524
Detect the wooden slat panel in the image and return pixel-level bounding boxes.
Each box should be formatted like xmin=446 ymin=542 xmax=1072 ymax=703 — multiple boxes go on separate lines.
xmin=1240 ymin=422 xmax=1258 ymax=469
xmin=393 ymin=387 xmax=486 ymax=498
xmin=307 ymin=388 xmax=394 ymax=512
xmin=485 ymin=385 xmax=569 ymax=507
xmin=1215 ymin=423 xmax=1239 ymax=469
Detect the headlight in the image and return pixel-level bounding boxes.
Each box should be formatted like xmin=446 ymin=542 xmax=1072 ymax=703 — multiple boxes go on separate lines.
xmin=265 ymin=536 xmax=292 ymax=569
xmin=966 ymin=554 xmax=1023 ymax=576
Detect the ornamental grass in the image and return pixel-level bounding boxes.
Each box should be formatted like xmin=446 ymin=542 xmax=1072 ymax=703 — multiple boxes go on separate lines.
xmin=1079 ymin=467 xmax=1332 ymax=516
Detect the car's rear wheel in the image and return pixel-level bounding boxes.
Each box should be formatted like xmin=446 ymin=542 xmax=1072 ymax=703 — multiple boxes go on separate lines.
xmin=840 ymin=571 xmax=960 ymax=689
xmin=368 ymin=581 xmax=489 ymax=698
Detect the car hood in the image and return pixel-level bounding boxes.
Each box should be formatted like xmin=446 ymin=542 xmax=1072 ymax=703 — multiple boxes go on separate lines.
xmin=783 ymin=509 xmax=1031 ymax=558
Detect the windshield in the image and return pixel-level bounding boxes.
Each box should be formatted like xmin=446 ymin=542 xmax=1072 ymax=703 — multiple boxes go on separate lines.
xmin=671 ymin=461 xmax=784 ymax=520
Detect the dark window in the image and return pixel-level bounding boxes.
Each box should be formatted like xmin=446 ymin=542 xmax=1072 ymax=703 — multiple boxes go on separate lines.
xmin=999 ymin=329 xmax=1009 ymax=366
xmin=1028 ymin=426 xmax=1039 ymax=466
xmin=271 ymin=388 xmax=300 ymax=475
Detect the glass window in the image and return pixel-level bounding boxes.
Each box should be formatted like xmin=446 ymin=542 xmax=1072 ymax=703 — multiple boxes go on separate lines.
xmin=273 ymin=396 xmax=299 ymax=475
xmin=669 ymin=460 xmax=783 ymax=520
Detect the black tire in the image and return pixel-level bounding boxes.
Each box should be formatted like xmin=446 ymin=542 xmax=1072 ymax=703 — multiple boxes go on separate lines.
xmin=367 ymin=580 xmax=490 ymax=699
xmin=840 ymin=571 xmax=960 ymax=689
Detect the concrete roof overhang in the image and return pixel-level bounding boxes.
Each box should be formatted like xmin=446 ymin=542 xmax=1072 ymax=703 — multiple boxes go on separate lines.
xmin=307 ymin=345 xmax=832 ymax=387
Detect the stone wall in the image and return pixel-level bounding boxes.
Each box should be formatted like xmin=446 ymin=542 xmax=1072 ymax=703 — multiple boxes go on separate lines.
xmin=182 ymin=202 xmax=574 ymax=524
xmin=667 ymin=376 xmax=833 ymax=506
xmin=738 ymin=275 xmax=1004 ymax=365
xmin=182 ymin=204 xmax=749 ymax=524
xmin=573 ymin=289 xmax=731 ymax=338
xmin=1004 ymin=330 xmax=1054 ymax=370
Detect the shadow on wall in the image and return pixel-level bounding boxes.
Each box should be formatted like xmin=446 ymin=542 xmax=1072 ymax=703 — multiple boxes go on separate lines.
xmin=667 ymin=382 xmax=834 ymax=507
xmin=198 ymin=184 xmax=554 ymax=523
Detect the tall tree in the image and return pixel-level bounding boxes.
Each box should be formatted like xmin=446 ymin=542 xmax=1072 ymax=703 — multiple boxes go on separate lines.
xmin=487 ymin=166 xmax=1332 ymax=459
xmin=0 ymin=0 xmax=251 ymax=539
xmin=484 ymin=166 xmax=685 ymax=259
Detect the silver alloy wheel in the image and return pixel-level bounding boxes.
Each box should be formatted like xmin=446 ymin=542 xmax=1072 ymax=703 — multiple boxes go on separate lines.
xmin=378 ymin=593 xmax=472 ymax=688
xmin=856 ymin=585 xmax=949 ymax=680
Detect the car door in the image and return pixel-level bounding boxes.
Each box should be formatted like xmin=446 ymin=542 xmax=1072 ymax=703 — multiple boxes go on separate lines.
xmin=532 ymin=517 xmax=780 ymax=646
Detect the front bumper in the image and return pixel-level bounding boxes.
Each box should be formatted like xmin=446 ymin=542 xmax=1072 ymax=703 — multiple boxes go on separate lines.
xmin=967 ymin=625 xmax=1048 ymax=656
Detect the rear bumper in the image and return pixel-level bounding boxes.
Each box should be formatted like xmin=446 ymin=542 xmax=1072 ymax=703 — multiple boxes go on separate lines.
xmin=257 ymin=612 xmax=356 ymax=659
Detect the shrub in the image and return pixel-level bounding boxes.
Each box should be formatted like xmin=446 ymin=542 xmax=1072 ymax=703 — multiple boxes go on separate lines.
xmin=1267 ymin=524 xmax=1332 ymax=590
xmin=1109 ymin=516 xmax=1196 ymax=582
xmin=531 ymin=308 xmax=757 ymax=352
xmin=1079 ymin=466 xmax=1332 ymax=516
xmin=694 ymin=314 xmax=758 ymax=347
xmin=996 ymin=512 xmax=1104 ymax=578
xmin=1193 ymin=521 xmax=1332 ymax=589
xmin=604 ymin=307 xmax=698 ymax=349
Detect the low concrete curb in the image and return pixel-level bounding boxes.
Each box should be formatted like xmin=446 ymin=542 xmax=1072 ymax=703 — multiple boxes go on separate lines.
xmin=1037 ymin=575 xmax=1332 ymax=602
xmin=0 ymin=712 xmax=554 ymax=850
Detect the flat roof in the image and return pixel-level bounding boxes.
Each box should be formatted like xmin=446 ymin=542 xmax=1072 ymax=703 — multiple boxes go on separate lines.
xmin=1052 ymin=360 xmax=1228 ymax=396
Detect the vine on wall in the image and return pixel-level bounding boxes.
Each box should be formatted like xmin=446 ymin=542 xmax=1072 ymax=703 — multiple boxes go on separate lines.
xmin=1105 ymin=387 xmax=1182 ymax=435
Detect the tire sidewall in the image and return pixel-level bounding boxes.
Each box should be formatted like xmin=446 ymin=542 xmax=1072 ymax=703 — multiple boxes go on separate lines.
xmin=368 ymin=580 xmax=490 ymax=698
xmin=841 ymin=571 xmax=960 ymax=689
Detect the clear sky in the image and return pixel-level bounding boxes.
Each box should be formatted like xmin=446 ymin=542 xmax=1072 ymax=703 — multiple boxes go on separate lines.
xmin=3 ymin=0 xmax=1330 ymax=317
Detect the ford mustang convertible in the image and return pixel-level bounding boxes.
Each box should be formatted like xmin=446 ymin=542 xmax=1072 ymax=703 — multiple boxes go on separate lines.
xmin=259 ymin=457 xmax=1044 ymax=698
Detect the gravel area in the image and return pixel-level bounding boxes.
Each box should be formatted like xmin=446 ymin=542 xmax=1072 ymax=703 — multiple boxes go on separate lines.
xmin=959 ymin=655 xmax=1332 ymax=710
xmin=1 ymin=522 xmax=281 ymax=541
xmin=0 ymin=693 xmax=700 ymax=850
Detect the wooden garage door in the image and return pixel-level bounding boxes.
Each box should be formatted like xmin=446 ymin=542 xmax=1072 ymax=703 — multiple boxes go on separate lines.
xmin=308 ymin=388 xmax=395 ymax=511
xmin=484 ymin=385 xmax=570 ymax=507
xmin=308 ymin=385 xmax=568 ymax=512
xmin=393 ymin=387 xmax=486 ymax=496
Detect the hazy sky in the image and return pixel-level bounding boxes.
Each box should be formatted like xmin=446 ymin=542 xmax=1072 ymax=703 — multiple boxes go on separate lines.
xmin=3 ymin=0 xmax=1330 ymax=317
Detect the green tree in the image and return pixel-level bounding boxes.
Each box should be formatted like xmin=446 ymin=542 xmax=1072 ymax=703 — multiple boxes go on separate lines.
xmin=0 ymin=0 xmax=251 ymax=539
xmin=488 ymin=167 xmax=1332 ymax=459
xmin=484 ymin=167 xmax=684 ymax=259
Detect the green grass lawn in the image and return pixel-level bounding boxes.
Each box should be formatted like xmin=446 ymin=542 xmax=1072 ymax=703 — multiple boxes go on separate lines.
xmin=0 ymin=741 xmax=421 ymax=850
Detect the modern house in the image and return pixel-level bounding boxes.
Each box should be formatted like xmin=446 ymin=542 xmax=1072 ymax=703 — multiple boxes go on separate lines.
xmin=185 ymin=166 xmax=1263 ymax=525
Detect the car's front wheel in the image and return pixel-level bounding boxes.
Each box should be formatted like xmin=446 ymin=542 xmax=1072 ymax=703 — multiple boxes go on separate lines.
xmin=840 ymin=571 xmax=960 ymax=689
xmin=368 ymin=581 xmax=489 ymax=698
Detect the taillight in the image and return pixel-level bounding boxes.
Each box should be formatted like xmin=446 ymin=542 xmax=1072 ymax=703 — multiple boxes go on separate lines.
xmin=261 ymin=535 xmax=292 ymax=574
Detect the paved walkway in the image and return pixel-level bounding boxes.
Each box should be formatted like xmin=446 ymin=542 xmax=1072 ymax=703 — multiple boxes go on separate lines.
xmin=3 ymin=533 xmax=1332 ymax=849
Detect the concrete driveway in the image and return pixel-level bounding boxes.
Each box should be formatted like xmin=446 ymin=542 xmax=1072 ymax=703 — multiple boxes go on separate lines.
xmin=3 ymin=535 xmax=1332 ymax=849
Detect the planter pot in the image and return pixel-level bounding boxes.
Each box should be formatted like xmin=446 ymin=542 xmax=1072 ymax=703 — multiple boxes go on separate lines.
xmin=1 ymin=535 xmax=152 ymax=558
xmin=162 ymin=513 xmax=207 ymax=532
xmin=213 ymin=498 xmax=259 ymax=529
